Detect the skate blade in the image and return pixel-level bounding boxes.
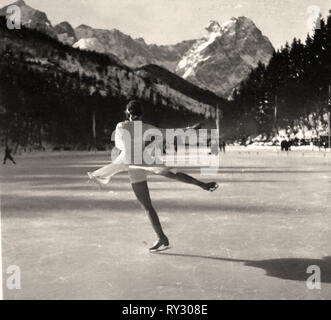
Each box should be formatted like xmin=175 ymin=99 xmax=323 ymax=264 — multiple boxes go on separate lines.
xmin=149 ymin=245 xmax=171 ymax=253
xmin=210 ymin=183 xmax=219 ymax=192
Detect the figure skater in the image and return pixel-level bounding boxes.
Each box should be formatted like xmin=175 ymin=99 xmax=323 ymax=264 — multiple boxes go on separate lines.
xmin=88 ymin=100 xmax=218 ymax=251
xmin=3 ymin=145 xmax=16 ymax=165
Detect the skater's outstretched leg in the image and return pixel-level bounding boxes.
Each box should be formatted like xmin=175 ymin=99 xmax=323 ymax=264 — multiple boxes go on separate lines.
xmin=131 ymin=181 xmax=169 ymax=251
xmin=161 ymin=171 xmax=218 ymax=192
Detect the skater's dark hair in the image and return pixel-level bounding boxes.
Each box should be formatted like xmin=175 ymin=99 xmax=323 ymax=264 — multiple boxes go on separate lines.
xmin=125 ymin=100 xmax=143 ymax=120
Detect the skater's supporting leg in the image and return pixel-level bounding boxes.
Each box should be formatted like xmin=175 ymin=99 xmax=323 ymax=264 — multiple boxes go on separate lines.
xmin=131 ymin=181 xmax=168 ymax=242
xmin=3 ymin=154 xmax=15 ymax=165
xmin=8 ymin=155 xmax=16 ymax=164
xmin=161 ymin=171 xmax=218 ymax=191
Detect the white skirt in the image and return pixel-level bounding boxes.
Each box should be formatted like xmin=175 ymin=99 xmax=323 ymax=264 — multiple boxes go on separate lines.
xmin=87 ymin=152 xmax=172 ymax=186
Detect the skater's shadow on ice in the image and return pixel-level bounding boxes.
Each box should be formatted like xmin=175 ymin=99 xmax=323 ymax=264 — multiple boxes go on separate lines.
xmin=158 ymin=253 xmax=331 ymax=283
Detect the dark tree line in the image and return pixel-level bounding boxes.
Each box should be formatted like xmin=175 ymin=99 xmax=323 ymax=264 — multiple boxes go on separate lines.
xmin=0 ymin=55 xmax=128 ymax=150
xmin=228 ymin=11 xmax=330 ymax=142
xmin=0 ymin=55 xmax=204 ymax=151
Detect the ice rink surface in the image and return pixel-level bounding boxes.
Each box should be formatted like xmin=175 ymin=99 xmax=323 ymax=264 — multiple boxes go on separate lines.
xmin=1 ymin=148 xmax=330 ymax=299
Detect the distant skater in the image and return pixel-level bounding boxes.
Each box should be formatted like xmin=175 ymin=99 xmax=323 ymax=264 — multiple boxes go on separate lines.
xmin=221 ymin=141 xmax=226 ymax=153
xmin=3 ymin=145 xmax=16 ymax=165
xmin=88 ymin=100 xmax=219 ymax=252
xmin=281 ymin=140 xmax=291 ymax=152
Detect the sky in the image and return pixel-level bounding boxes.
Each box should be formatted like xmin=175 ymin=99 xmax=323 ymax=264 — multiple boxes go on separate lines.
xmin=0 ymin=0 xmax=330 ymax=49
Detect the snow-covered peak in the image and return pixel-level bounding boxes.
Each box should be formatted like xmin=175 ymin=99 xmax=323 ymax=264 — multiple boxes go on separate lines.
xmin=176 ymin=16 xmax=274 ymax=97
xmin=205 ymin=20 xmax=221 ymax=34
xmin=177 ymin=19 xmax=232 ymax=79
xmin=220 ymin=17 xmax=237 ymax=32
xmin=205 ymin=18 xmax=237 ymax=35
xmin=73 ymin=38 xmax=105 ymax=53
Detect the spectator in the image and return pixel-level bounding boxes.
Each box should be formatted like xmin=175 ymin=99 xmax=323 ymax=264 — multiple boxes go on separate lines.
xmin=3 ymin=145 xmax=16 ymax=165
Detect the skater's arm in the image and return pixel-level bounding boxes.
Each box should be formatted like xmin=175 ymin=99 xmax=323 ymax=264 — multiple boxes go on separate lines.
xmin=144 ymin=122 xmax=201 ymax=141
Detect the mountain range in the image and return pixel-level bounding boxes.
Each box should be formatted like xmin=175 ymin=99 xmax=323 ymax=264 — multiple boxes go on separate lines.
xmin=0 ymin=0 xmax=275 ymax=99
xmin=0 ymin=14 xmax=224 ymax=120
